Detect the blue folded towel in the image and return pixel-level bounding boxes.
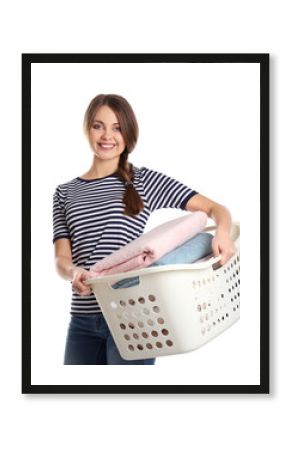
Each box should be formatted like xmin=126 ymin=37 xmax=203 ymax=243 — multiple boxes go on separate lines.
xmin=111 ymin=232 xmax=213 ymax=289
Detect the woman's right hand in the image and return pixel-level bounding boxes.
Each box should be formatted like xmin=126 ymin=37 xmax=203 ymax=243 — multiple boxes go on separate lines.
xmin=71 ymin=267 xmax=92 ymax=296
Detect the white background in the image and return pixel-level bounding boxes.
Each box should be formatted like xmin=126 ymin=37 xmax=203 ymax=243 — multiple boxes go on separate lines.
xmin=31 ymin=61 xmax=259 ymax=385
xmin=1 ymin=0 xmax=287 ymax=449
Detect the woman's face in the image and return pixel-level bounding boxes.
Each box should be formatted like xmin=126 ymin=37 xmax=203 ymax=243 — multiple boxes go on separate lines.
xmin=88 ymin=105 xmax=126 ymax=161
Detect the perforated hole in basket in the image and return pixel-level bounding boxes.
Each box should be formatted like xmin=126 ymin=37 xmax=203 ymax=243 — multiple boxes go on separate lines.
xmin=112 ymin=293 xmax=175 ymax=354
xmin=193 ymin=252 xmax=240 ymax=337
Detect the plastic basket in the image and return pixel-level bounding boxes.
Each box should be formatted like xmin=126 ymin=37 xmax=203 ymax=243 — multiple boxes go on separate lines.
xmin=86 ymin=223 xmax=240 ymax=360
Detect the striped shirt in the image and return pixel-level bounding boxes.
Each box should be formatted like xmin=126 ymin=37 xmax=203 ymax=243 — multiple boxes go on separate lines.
xmin=53 ymin=166 xmax=198 ymax=314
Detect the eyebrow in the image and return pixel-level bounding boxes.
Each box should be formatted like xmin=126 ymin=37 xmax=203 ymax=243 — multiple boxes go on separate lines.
xmin=92 ymin=120 xmax=120 ymax=125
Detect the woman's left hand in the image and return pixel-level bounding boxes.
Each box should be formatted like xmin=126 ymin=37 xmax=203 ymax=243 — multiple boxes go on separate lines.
xmin=211 ymin=230 xmax=236 ymax=265
xmin=185 ymin=193 xmax=236 ymax=265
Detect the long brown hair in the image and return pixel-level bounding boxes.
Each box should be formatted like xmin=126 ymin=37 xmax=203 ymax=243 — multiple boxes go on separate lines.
xmin=83 ymin=94 xmax=144 ymax=216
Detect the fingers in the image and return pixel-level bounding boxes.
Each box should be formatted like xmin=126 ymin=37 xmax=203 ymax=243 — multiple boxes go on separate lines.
xmin=219 ymin=246 xmax=236 ymax=265
xmin=219 ymin=251 xmax=231 ymax=265
xmin=211 ymin=238 xmax=221 ymax=258
xmin=211 ymin=237 xmax=236 ymax=266
xmin=72 ymin=270 xmax=92 ymax=296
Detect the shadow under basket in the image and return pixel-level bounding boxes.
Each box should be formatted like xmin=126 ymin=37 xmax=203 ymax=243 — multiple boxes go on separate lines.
xmin=86 ymin=223 xmax=240 ymax=360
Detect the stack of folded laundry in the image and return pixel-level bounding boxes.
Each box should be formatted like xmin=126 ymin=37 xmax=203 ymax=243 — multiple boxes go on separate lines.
xmin=88 ymin=211 xmax=213 ymax=288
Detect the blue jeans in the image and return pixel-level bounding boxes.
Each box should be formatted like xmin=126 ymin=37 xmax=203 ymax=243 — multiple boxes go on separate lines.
xmin=64 ymin=314 xmax=156 ymax=365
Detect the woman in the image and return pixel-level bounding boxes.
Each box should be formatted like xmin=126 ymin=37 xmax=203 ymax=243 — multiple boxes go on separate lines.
xmin=53 ymin=93 xmax=235 ymax=365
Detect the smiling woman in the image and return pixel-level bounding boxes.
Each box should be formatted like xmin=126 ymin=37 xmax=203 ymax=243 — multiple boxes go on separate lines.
xmin=52 ymin=92 xmax=235 ymax=366
xmin=87 ymin=107 xmax=126 ymax=162
xmin=81 ymin=94 xmax=144 ymax=216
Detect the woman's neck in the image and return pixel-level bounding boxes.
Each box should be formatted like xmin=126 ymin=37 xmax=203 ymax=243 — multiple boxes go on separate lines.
xmin=81 ymin=157 xmax=119 ymax=179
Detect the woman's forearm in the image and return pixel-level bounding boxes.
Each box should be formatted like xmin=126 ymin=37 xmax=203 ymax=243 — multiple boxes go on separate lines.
xmin=210 ymin=203 xmax=232 ymax=235
xmin=55 ymin=256 xmax=92 ymax=295
xmin=55 ymin=256 xmax=75 ymax=281
xmin=209 ymin=203 xmax=236 ymax=264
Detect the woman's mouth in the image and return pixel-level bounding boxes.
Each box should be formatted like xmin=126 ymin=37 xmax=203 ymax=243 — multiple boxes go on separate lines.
xmin=98 ymin=143 xmax=116 ymax=150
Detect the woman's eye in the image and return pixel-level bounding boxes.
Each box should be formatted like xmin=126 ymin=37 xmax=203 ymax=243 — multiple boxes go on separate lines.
xmin=92 ymin=124 xmax=121 ymax=132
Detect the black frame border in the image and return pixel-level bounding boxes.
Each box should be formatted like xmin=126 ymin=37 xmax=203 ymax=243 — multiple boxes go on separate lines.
xmin=22 ymin=53 xmax=269 ymax=394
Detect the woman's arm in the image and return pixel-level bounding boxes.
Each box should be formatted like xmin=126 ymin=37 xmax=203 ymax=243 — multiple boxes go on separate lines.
xmin=185 ymin=193 xmax=236 ymax=265
xmin=54 ymin=238 xmax=75 ymax=280
xmin=54 ymin=238 xmax=92 ymax=295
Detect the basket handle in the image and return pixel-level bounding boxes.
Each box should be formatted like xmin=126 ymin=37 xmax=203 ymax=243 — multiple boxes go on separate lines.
xmin=204 ymin=225 xmax=217 ymax=233
xmin=207 ymin=254 xmax=222 ymax=270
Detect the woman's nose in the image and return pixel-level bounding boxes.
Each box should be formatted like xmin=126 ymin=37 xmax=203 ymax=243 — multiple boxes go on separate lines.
xmin=101 ymin=128 xmax=113 ymax=139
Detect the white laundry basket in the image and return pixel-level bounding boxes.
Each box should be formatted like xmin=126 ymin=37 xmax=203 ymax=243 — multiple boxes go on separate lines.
xmin=86 ymin=223 xmax=240 ymax=360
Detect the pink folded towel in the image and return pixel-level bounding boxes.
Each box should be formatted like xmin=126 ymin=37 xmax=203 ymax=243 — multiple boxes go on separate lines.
xmin=88 ymin=211 xmax=207 ymax=277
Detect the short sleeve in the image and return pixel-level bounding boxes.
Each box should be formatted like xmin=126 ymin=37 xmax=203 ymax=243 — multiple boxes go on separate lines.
xmin=140 ymin=167 xmax=198 ymax=212
xmin=52 ymin=186 xmax=70 ymax=243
